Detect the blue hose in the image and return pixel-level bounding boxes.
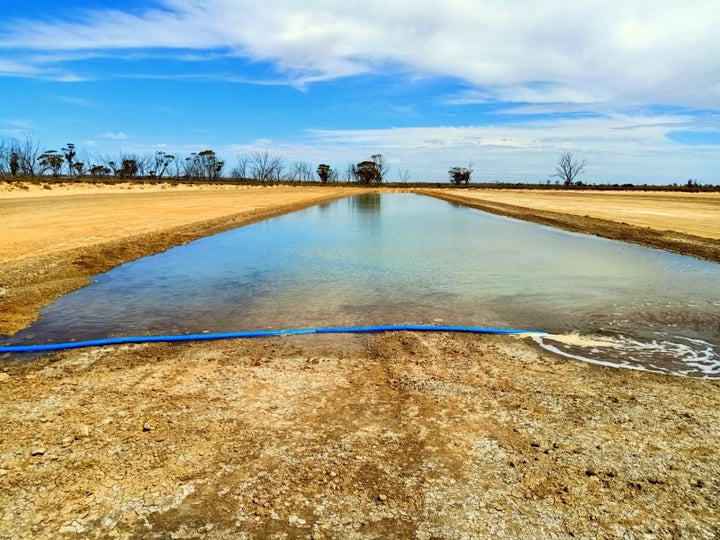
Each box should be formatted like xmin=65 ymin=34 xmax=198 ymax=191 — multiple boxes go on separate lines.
xmin=0 ymin=324 xmax=545 ymax=354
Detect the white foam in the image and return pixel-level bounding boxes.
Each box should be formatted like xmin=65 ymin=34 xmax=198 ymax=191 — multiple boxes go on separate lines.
xmin=533 ymin=333 xmax=720 ymax=378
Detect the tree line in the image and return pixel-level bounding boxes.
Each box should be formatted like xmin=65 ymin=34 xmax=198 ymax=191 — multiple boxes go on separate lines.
xmin=10 ymin=134 xmax=705 ymax=188
xmin=0 ymin=136 xmax=415 ymax=185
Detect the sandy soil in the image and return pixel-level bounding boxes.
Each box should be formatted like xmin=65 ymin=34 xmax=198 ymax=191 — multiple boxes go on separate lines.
xmin=0 ymin=182 xmax=362 ymax=263
xmin=1 ymin=333 xmax=718 ymax=539
xmin=0 ymin=183 xmax=364 ymax=334
xmin=437 ymin=189 xmax=720 ymax=239
xmin=1 ymin=184 xmax=719 ymax=538
xmin=423 ymin=189 xmax=720 ymax=263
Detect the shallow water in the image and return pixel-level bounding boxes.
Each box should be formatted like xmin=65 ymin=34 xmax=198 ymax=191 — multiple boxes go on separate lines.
xmin=5 ymin=193 xmax=720 ymax=377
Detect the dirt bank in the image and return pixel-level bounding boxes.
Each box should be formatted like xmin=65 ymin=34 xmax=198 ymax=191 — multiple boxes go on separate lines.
xmin=421 ymin=189 xmax=720 ymax=263
xmin=0 ymin=184 xmax=364 ymax=334
xmin=1 ymin=333 xmax=718 ymax=538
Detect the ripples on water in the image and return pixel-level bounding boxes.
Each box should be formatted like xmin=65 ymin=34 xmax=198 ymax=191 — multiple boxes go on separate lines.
xmin=3 ymin=193 xmax=720 ymax=378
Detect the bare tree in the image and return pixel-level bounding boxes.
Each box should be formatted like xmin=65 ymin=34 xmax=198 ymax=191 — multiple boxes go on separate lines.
xmin=0 ymin=139 xmax=8 ymax=178
xmin=553 ymin=152 xmax=587 ymax=186
xmin=230 ymin=154 xmax=250 ymax=180
xmin=166 ymin=155 xmax=181 ymax=178
xmin=250 ymin=151 xmax=284 ymax=182
xmin=287 ymin=161 xmax=314 ymax=182
xmin=397 ymin=168 xmax=411 ymax=183
xmin=100 ymin=155 xmax=120 ymax=177
xmin=5 ymin=135 xmax=41 ymax=177
xmin=134 ymin=153 xmax=153 ymax=178
xmin=371 ymin=154 xmax=389 ymax=182
xmin=343 ymin=162 xmax=357 ymax=182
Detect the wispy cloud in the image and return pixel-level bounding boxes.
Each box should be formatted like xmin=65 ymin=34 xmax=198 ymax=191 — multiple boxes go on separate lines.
xmin=101 ymin=132 xmax=129 ymax=140
xmin=0 ymin=118 xmax=35 ymax=139
xmin=1 ymin=1 xmax=718 ymax=108
xmin=0 ymin=59 xmax=37 ymax=76
xmin=52 ymin=95 xmax=91 ymax=106
xmin=199 ymin=112 xmax=715 ymax=183
xmin=308 ymin=113 xmax=695 ymax=151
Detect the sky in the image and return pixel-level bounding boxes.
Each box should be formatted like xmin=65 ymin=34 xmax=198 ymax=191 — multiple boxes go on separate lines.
xmin=0 ymin=0 xmax=718 ymax=184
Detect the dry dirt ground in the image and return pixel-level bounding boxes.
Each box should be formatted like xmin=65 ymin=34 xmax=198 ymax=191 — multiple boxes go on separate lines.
xmin=1 ymin=184 xmax=719 ymax=538
xmin=423 ymin=189 xmax=720 ymax=263
xmin=434 ymin=189 xmax=720 ymax=239
xmin=1 ymin=334 xmax=718 ymax=539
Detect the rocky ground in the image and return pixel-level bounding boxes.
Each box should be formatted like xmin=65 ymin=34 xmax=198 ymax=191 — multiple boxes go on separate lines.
xmin=1 ymin=333 xmax=718 ymax=538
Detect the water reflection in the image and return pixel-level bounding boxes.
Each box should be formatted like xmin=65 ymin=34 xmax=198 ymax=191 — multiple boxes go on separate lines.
xmin=349 ymin=193 xmax=381 ymax=214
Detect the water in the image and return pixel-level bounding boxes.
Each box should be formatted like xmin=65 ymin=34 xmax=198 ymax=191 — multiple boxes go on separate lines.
xmin=4 ymin=193 xmax=720 ymax=377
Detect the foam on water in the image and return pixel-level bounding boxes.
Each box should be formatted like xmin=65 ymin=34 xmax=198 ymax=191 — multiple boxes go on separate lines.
xmin=533 ymin=333 xmax=720 ymax=378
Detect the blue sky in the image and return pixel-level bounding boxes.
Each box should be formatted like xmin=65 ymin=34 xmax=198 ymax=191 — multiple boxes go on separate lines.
xmin=1 ymin=0 xmax=718 ymax=184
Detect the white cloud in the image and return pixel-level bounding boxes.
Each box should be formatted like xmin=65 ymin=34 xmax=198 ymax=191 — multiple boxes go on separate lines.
xmin=80 ymin=111 xmax=717 ymax=184
xmin=0 ymin=57 xmax=87 ymax=82
xmin=101 ymin=132 xmax=129 ymax=140
xmin=0 ymin=59 xmax=36 ymax=76
xmin=52 ymin=95 xmax=90 ymax=106
xmin=1 ymin=1 xmax=718 ymax=107
xmin=200 ymin=113 xmax=715 ymax=184
xmin=309 ymin=113 xmax=692 ymax=152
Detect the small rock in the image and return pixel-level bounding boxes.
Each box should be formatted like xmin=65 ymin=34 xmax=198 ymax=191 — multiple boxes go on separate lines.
xmin=0 ymin=373 xmax=10 ymax=383
xmin=288 ymin=514 xmax=306 ymax=527
xmin=0 ymin=469 xmax=8 ymax=476
xmin=377 ymin=494 xmax=388 ymax=502
xmin=142 ymin=422 xmax=153 ymax=432
xmin=31 ymin=448 xmax=46 ymax=456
